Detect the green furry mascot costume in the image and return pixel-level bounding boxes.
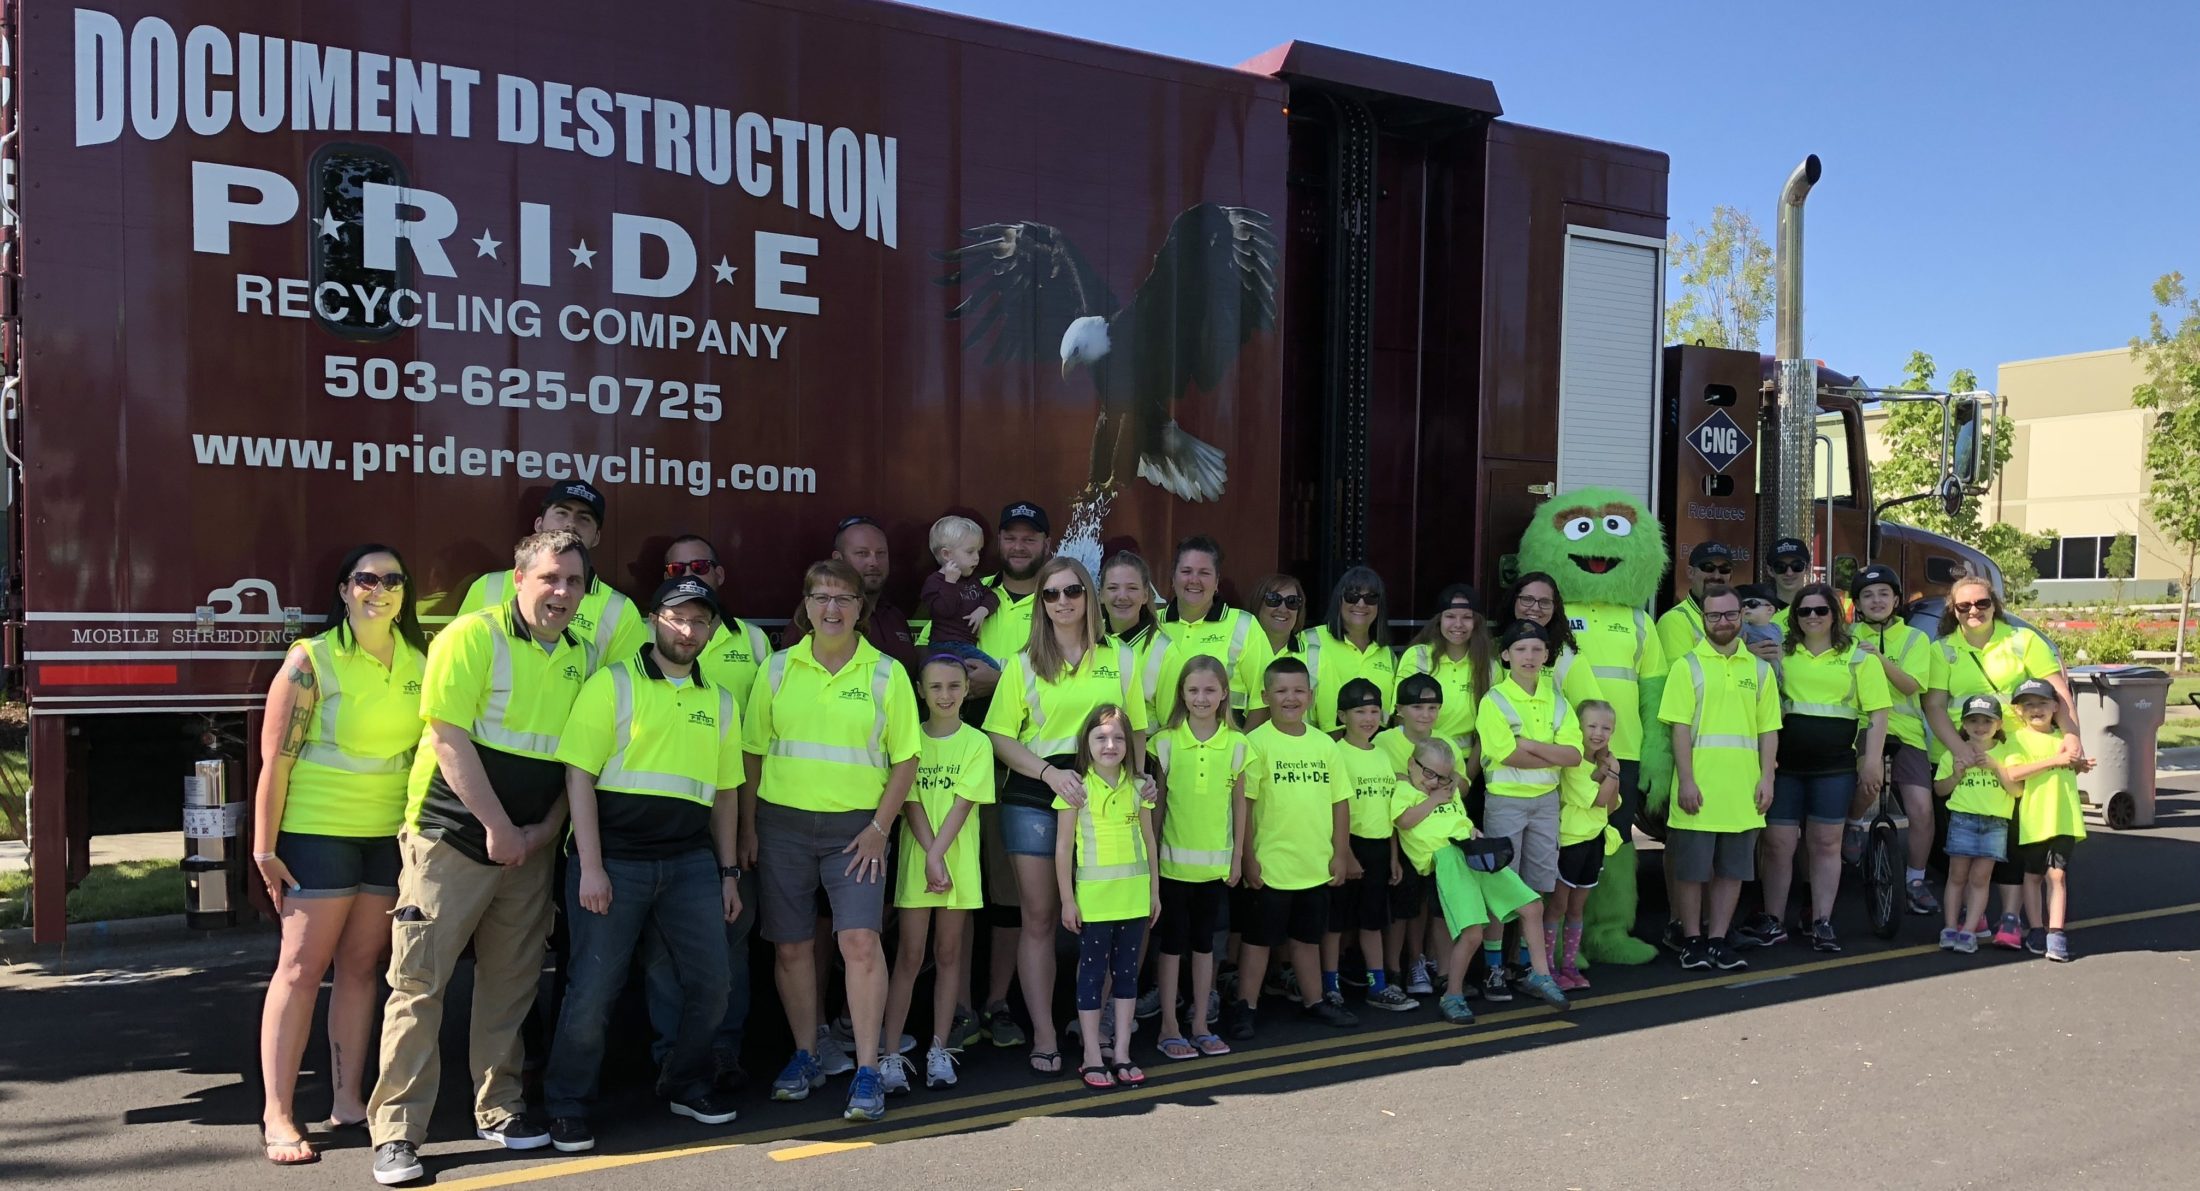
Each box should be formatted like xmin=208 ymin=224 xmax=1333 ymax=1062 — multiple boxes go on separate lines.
xmin=1517 ymin=487 xmax=1670 ymax=965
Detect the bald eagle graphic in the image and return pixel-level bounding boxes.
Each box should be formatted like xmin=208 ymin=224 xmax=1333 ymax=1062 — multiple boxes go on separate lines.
xmin=936 ymin=203 xmax=1277 ymax=504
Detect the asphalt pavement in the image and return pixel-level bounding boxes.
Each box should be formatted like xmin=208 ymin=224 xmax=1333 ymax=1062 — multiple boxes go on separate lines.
xmin=6 ymin=780 xmax=2199 ymax=1191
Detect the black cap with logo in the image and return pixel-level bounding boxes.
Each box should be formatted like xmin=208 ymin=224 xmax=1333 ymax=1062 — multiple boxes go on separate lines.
xmin=1689 ymin=541 xmax=1734 ymax=568
xmin=1770 ymin=537 xmax=1811 ymax=564
xmin=649 ymin=576 xmax=723 ymax=620
xmin=999 ymin=502 xmax=1050 ymax=535
xmin=543 ymin=480 xmax=606 ymax=522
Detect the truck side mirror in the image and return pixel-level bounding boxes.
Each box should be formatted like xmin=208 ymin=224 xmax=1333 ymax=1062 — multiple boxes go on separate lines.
xmin=1950 ymin=396 xmax=1996 ymax=487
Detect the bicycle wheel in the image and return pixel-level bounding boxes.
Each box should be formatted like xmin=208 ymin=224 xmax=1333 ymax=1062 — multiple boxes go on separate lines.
xmin=1861 ymin=820 xmax=1901 ymax=940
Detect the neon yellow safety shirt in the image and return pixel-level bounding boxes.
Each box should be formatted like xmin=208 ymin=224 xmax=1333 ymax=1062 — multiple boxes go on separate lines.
xmin=2011 ymin=725 xmax=2087 ymax=845
xmin=1153 ymin=603 xmax=1272 ymax=719
xmin=1151 ymin=722 xmax=1250 ymax=883
xmin=1567 ymin=605 xmax=1666 ymax=762
xmin=1056 ymin=770 xmax=1154 ymax=922
xmin=1658 ymin=640 xmax=1783 ymax=833
xmin=1775 ymin=641 xmax=1892 ymax=775
xmin=981 ymin=641 xmax=1149 ymax=773
xmin=1488 ymin=651 xmax=1602 ymax=719
xmin=974 ymin=574 xmax=1038 ymax=660
xmin=1307 ymin=626 xmax=1398 ymax=734
xmin=1931 ymin=622 xmax=2060 ymax=735
xmin=1559 ymin=757 xmax=1613 ymax=847
xmin=703 ymin=617 xmax=775 ymax=711
xmin=1390 ymin=780 xmax=1473 ymax=877
xmin=1854 ymin=617 xmax=1935 ymax=751
xmin=1114 ymin=624 xmax=1172 ymax=728
xmin=459 ymin=571 xmax=647 ymax=673
xmin=1337 ymin=737 xmax=1401 ymax=839
xmin=1933 ymin=743 xmax=2020 ymax=820
xmin=897 ymin=724 xmax=995 ymax=910
xmin=282 ymin=627 xmax=427 ymax=837
xmin=555 ymin=646 xmax=744 ymax=858
xmin=1243 ymin=722 xmax=1349 ymax=891
xmin=1655 ymin=598 xmax=1707 ymax=666
xmin=1373 ymin=727 xmax=1467 ymax=782
xmin=1395 ymin=645 xmax=1481 ymax=748
xmin=743 ymin=637 xmax=921 ymax=814
xmin=406 ymin=603 xmax=593 ymax=858
xmin=1476 ymin=675 xmax=1583 ymax=800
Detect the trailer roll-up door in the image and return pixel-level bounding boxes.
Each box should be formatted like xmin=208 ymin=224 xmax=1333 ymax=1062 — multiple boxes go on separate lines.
xmin=1555 ymin=227 xmax=1664 ymax=508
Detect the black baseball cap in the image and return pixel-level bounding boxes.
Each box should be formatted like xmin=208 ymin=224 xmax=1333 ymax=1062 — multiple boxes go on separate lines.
xmin=1960 ymin=693 xmax=2003 ymax=720
xmin=1689 ymin=541 xmax=1734 ymax=567
xmin=1000 ymin=502 xmax=1050 ymax=535
xmin=544 ymin=480 xmax=606 ymax=522
xmin=1770 ymin=537 xmax=1811 ymax=563
xmin=2012 ymin=678 xmax=2058 ymax=704
xmin=649 ymin=576 xmax=723 ymax=620
xmin=1736 ymin=583 xmax=1776 ymax=605
xmin=1396 ymin=673 xmax=1444 ymax=705
xmin=1434 ymin=583 xmax=1482 ymax=612
xmin=1336 ymin=678 xmax=1385 ymax=714
xmin=1851 ymin=564 xmax=1903 ymax=601
xmin=1498 ymin=619 xmax=1550 ymax=650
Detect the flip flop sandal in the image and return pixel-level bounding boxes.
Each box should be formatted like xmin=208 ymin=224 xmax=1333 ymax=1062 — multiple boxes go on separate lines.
xmin=261 ymin=1133 xmax=319 ymax=1166
xmin=1156 ymin=1036 xmax=1198 ymax=1061
xmin=316 ymin=1117 xmax=368 ymax=1133
xmin=1191 ymin=1033 xmax=1232 ymax=1056
xmin=1078 ymin=1064 xmax=1116 ymax=1090
xmin=1028 ymin=1049 xmax=1062 ymax=1076
xmin=1110 ymin=1062 xmax=1146 ymax=1087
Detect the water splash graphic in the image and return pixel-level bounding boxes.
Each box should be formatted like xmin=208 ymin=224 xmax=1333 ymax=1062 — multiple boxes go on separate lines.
xmin=1055 ymin=485 xmax=1117 ymax=577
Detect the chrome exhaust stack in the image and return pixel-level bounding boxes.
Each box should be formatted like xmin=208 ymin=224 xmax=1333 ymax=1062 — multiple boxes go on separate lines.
xmin=1773 ymin=154 xmax=1823 ymax=553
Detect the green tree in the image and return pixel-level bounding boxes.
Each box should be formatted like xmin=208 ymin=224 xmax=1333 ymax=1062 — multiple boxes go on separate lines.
xmin=1869 ymin=351 xmax=2044 ymax=600
xmin=1974 ymin=520 xmax=2055 ymax=605
xmin=2130 ymin=272 xmax=2200 ymax=665
xmin=1665 ymin=206 xmax=1774 ymax=349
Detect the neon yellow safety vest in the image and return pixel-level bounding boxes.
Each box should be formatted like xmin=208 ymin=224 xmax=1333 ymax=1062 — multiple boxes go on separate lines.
xmin=1151 ymin=725 xmax=1249 ymax=881
xmin=1059 ymin=771 xmax=1154 ymax=921
xmin=744 ymin=637 xmax=922 ymax=814
xmin=284 ymin=629 xmax=425 ymax=837
xmin=1480 ymin=681 xmax=1573 ymax=798
xmin=561 ymin=658 xmax=741 ymax=806
xmin=460 ymin=571 xmax=644 ymax=673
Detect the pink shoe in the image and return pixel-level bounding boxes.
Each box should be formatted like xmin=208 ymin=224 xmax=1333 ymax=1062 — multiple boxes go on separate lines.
xmin=1990 ymin=915 xmax=2025 ymax=950
xmin=1555 ymin=964 xmax=1589 ymax=992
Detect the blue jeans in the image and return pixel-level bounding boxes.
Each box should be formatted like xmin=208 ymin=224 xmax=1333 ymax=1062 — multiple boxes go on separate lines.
xmin=642 ymin=869 xmax=757 ymax=1074
xmin=544 ymin=850 xmax=729 ymax=1117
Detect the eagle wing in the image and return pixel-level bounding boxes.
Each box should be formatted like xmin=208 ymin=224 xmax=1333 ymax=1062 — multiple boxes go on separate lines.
xmin=1110 ymin=204 xmax=1278 ymax=405
xmin=935 ymin=222 xmax=1121 ymax=366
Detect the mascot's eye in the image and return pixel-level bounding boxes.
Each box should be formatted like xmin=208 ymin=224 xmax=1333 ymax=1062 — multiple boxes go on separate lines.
xmin=1602 ymin=514 xmax=1633 ymax=537
xmin=1562 ymin=517 xmax=1594 ymax=541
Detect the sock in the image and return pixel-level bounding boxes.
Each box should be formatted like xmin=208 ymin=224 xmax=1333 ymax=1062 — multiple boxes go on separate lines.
xmin=1321 ymin=970 xmax=1340 ymax=996
xmin=1543 ymin=926 xmax=1557 ymax=963
xmin=1848 ymin=817 xmax=1871 ymax=831
xmin=1368 ymin=968 xmax=1388 ymax=991
xmin=1562 ymin=924 xmax=1584 ymax=967
xmin=1482 ymin=941 xmax=1504 ymax=973
xmin=1906 ymin=867 xmax=1927 ymax=884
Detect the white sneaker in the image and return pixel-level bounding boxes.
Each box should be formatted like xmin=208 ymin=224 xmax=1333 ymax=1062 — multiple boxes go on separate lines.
xmin=924 ymin=1043 xmax=960 ymax=1088
xmin=813 ymin=1026 xmax=855 ymax=1077
xmin=877 ymin=1053 xmax=912 ymax=1095
xmin=1135 ymin=987 xmax=1164 ymax=1019
xmin=1405 ymin=955 xmax=1435 ymax=996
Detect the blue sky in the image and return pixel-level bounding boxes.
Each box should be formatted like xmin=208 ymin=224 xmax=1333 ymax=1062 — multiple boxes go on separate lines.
xmin=915 ymin=0 xmax=2198 ymax=392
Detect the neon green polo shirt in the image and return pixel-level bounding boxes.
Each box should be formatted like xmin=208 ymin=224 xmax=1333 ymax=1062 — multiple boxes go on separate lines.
xmin=1477 ymin=675 xmax=1582 ymax=800
xmin=981 ymin=640 xmax=1148 ymax=760
xmin=743 ymin=636 xmax=921 ymax=814
xmin=1777 ymin=641 xmax=1892 ymax=774
xmin=1658 ymin=640 xmax=1783 ymax=833
xmin=1056 ymin=770 xmax=1154 ymax=922
xmin=1395 ymin=644 xmax=1481 ymax=748
xmin=1307 ymin=626 xmax=1398 ymax=733
xmin=704 ymin=617 xmax=775 ymax=712
xmin=974 ymin=574 xmax=1039 ymax=660
xmin=1567 ymin=604 xmax=1666 ymax=762
xmin=1931 ymin=622 xmax=2060 ymax=735
xmin=1855 ymin=617 xmax=1935 ymax=751
xmin=1391 ymin=781 xmax=1473 ymax=877
xmin=1373 ymin=727 xmax=1467 ymax=782
xmin=1243 ymin=721 xmax=1349 ymax=891
xmin=898 ymin=723 xmax=995 ymax=910
xmin=1152 ymin=603 xmax=1272 ymax=719
xmin=459 ymin=571 xmax=646 ymax=673
xmin=1933 ymin=743 xmax=2019 ymax=820
xmin=1655 ymin=598 xmax=1707 ymax=666
xmin=1116 ymin=624 xmax=1172 ymax=729
xmin=1337 ymin=737 xmax=1400 ymax=839
xmin=282 ymin=628 xmax=426 ymax=837
xmin=1559 ymin=758 xmax=1612 ymax=846
xmin=1152 ymin=722 xmax=1250 ymax=882
xmin=556 ymin=647 xmax=743 ymax=858
xmin=2011 ymin=725 xmax=2087 ymax=845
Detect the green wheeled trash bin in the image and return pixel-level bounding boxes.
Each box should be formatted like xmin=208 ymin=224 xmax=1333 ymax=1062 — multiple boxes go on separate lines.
xmin=2066 ymin=664 xmax=2170 ymax=830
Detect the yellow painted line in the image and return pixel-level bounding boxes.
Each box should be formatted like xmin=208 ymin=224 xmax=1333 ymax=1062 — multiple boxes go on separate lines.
xmin=430 ymin=898 xmax=2200 ymax=1188
xmin=770 ymin=1140 xmax=877 ymax=1162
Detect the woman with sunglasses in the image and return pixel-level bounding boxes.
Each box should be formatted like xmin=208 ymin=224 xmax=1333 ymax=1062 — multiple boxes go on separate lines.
xmin=1305 ymin=568 xmax=1398 ymax=735
xmin=1744 ymin=582 xmax=1890 ymax=954
xmin=1397 ymin=585 xmax=1494 ymax=751
xmin=982 ymin=557 xmax=1149 ymax=1075
xmin=1498 ymin=572 xmax=1604 ymax=711
xmin=1242 ymin=573 xmax=1310 ymax=731
xmin=254 ymin=545 xmax=428 ymax=1165
xmin=1924 ymin=572 xmax=2080 ymax=952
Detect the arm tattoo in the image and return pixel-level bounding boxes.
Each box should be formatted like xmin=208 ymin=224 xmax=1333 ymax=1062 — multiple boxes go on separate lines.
xmin=286 ymin=661 xmax=316 ymax=690
xmin=278 ymin=706 xmax=313 ymax=758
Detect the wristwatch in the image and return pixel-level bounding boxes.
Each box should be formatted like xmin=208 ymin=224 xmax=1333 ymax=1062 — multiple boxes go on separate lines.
xmin=719 ymin=865 xmax=742 ymax=880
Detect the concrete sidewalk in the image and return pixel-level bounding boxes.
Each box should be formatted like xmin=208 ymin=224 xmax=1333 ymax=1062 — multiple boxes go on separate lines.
xmin=0 ymin=830 xmax=184 ymax=875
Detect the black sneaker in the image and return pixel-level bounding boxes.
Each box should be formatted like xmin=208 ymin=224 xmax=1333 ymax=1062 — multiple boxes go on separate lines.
xmin=1708 ymin=938 xmax=1750 ymax=971
xmin=1481 ymin=966 xmax=1514 ymax=1003
xmin=1226 ymin=999 xmax=1258 ymax=1041
xmin=1660 ymin=920 xmax=1686 ymax=954
xmin=1733 ymin=912 xmax=1786 ymax=949
xmin=372 ymin=1140 xmax=424 ymax=1186
xmin=1302 ymin=998 xmax=1359 ymax=1028
xmin=1809 ymin=918 xmax=1842 ymax=953
xmin=476 ymin=1114 xmax=550 ymax=1150
xmin=1678 ymin=937 xmax=1712 ymax=971
xmin=711 ymin=1062 xmax=749 ymax=1094
xmin=669 ymin=1093 xmax=740 ymax=1126
xmin=548 ymin=1117 xmax=594 ymax=1154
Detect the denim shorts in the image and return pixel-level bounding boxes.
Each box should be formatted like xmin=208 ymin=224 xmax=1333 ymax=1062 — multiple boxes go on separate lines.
xmin=998 ymin=802 xmax=1060 ymax=857
xmin=275 ymin=831 xmax=400 ymax=899
xmin=1945 ymin=811 xmax=2010 ymax=861
xmin=1768 ymin=771 xmax=1855 ymax=827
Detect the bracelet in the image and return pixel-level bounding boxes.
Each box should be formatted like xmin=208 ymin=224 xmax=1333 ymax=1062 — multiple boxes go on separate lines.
xmin=252 ymin=852 xmax=277 ymax=862
xmin=868 ymin=819 xmax=889 ymax=838
xmin=1039 ymin=763 xmax=1055 ymax=780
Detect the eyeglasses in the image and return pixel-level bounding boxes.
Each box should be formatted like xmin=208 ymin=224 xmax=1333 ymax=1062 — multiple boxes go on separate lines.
xmin=1262 ymin=592 xmax=1304 ymax=610
xmin=1795 ymin=604 xmax=1834 ymax=619
xmin=1341 ymin=591 xmax=1378 ymax=606
xmin=351 ymin=572 xmax=408 ymax=592
xmin=1772 ymin=561 xmax=1809 ymax=575
xmin=806 ymin=592 xmax=858 ymax=609
xmin=1515 ymin=596 xmax=1555 ymax=612
xmin=1704 ymin=610 xmax=1742 ymax=624
xmin=1953 ymin=598 xmax=1996 ymax=614
xmin=663 ymin=559 xmax=714 ymax=578
xmin=1698 ymin=564 xmax=1733 ymax=576
xmin=1040 ymin=583 xmax=1086 ymax=603
xmin=1410 ymin=757 xmax=1455 ymax=786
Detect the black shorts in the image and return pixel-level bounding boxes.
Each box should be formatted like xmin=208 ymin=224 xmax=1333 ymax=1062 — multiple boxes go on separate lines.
xmin=1329 ymin=836 xmax=1395 ymax=933
xmin=2017 ymin=835 xmax=2078 ymax=875
xmin=1556 ymin=839 xmax=1606 ymax=889
xmin=275 ymin=831 xmax=400 ymax=899
xmin=1155 ymin=877 xmax=1228 ymax=956
xmin=1388 ymin=862 xmax=1428 ymax=921
xmin=1244 ymin=885 xmax=1330 ymax=948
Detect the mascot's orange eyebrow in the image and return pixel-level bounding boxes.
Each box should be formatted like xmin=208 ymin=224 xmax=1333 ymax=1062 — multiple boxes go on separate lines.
xmin=1550 ymin=505 xmax=1597 ymax=524
xmin=1600 ymin=502 xmax=1633 ymax=518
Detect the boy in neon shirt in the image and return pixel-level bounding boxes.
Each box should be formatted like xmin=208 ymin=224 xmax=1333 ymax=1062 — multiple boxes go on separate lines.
xmin=1326 ymin=679 xmax=1419 ymax=1012
xmin=1474 ymin=620 xmax=1580 ymax=1006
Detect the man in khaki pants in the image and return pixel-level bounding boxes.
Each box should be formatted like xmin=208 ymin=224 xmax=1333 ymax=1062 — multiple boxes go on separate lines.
xmin=368 ymin=531 xmax=595 ymax=1185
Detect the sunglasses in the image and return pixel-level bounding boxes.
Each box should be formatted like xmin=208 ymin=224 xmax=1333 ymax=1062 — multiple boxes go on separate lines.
xmin=351 ymin=571 xmax=408 ymax=592
xmin=1341 ymin=591 xmax=1379 ymax=606
xmin=1041 ymin=583 xmax=1086 ymax=603
xmin=1795 ymin=604 xmax=1834 ymax=619
xmin=835 ymin=514 xmax=880 ymax=532
xmin=1261 ymin=592 xmax=1304 ymax=610
xmin=1772 ymin=561 xmax=1809 ymax=575
xmin=1953 ymin=598 xmax=1996 ymax=614
xmin=1741 ymin=599 xmax=1773 ymax=611
xmin=1697 ymin=563 xmax=1733 ymax=576
xmin=664 ymin=559 xmax=714 ymax=578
